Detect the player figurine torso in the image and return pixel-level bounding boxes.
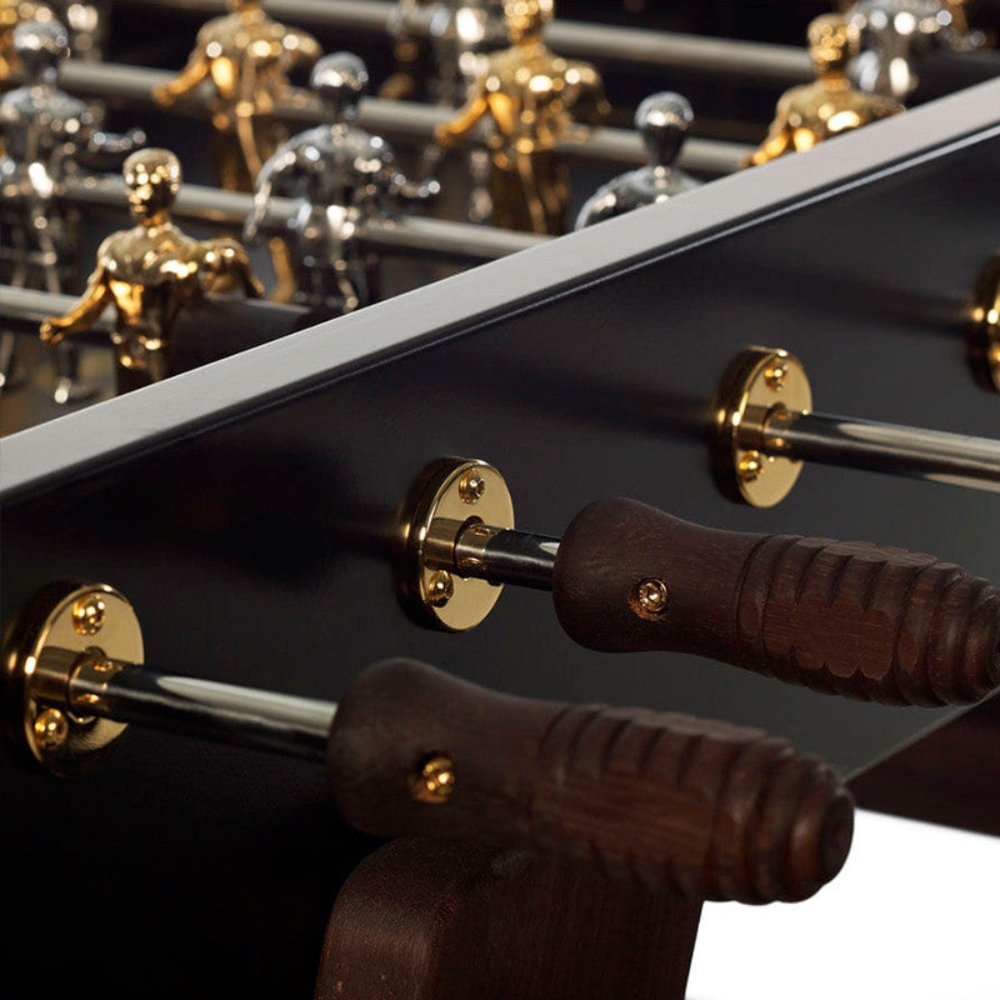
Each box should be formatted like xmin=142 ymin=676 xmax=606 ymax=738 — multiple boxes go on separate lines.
xmin=153 ymin=0 xmax=320 ymax=190
xmin=246 ymin=54 xmax=437 ymax=314
xmin=845 ymin=0 xmax=984 ymax=98
xmin=383 ymin=0 xmax=508 ymax=105
xmin=1 ymin=20 xmax=142 ymax=290
xmin=40 ymin=149 xmax=263 ymax=382
xmin=435 ymin=0 xmax=607 ymax=234
xmin=746 ymin=14 xmax=903 ymax=167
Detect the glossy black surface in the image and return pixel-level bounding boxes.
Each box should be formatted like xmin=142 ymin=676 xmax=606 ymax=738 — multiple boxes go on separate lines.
xmin=2 ymin=93 xmax=1000 ymax=998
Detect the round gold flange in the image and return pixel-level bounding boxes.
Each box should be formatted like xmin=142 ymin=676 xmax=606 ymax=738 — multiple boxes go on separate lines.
xmin=398 ymin=458 xmax=514 ymax=632
xmin=712 ymin=347 xmax=813 ymax=508
xmin=1 ymin=582 xmax=142 ymax=776
xmin=970 ymin=253 xmax=1000 ymax=393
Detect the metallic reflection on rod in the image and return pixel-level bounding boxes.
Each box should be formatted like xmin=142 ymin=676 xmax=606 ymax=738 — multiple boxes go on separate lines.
xmin=715 ymin=347 xmax=1000 ymax=507
xmin=61 ymin=176 xmax=547 ymax=261
xmin=157 ymin=0 xmax=813 ymax=83
xmin=55 ymin=61 xmax=753 ymax=176
xmin=760 ymin=411 xmax=1000 ymax=493
xmin=72 ymin=661 xmax=336 ymax=762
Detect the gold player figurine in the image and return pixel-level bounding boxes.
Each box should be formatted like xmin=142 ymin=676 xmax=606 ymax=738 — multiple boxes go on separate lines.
xmin=434 ymin=0 xmax=608 ymax=235
xmin=744 ymin=14 xmax=903 ymax=168
xmin=152 ymin=0 xmax=319 ymax=299
xmin=0 ymin=0 xmax=56 ymax=81
xmin=39 ymin=149 xmax=264 ymax=384
xmin=152 ymin=0 xmax=321 ymax=190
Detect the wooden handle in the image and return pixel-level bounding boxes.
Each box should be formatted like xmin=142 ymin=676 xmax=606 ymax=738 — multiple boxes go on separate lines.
xmin=328 ymin=659 xmax=854 ymax=903
xmin=552 ymin=499 xmax=1000 ymax=706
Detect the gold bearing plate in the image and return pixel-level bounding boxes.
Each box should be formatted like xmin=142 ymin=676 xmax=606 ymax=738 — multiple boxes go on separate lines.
xmin=971 ymin=253 xmax=1000 ymax=393
xmin=1 ymin=582 xmax=142 ymax=776
xmin=712 ymin=347 xmax=813 ymax=508
xmin=398 ymin=458 xmax=514 ymax=632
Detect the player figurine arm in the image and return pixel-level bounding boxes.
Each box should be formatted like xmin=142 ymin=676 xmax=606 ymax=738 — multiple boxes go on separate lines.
xmin=284 ymin=28 xmax=322 ymax=72
xmin=570 ymin=66 xmax=611 ymax=131
xmin=153 ymin=39 xmax=211 ymax=107
xmin=389 ymin=165 xmax=441 ymax=204
xmin=434 ymin=78 xmax=492 ymax=148
xmin=243 ymin=143 xmax=300 ymax=244
xmin=82 ymin=127 xmax=147 ymax=168
xmin=201 ymin=239 xmax=265 ymax=298
xmin=744 ymin=98 xmax=795 ymax=167
xmin=38 ymin=263 xmax=113 ymax=345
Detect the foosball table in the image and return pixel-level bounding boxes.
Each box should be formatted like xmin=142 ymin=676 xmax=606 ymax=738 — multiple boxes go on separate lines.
xmin=2 ymin=2 xmax=1000 ymax=998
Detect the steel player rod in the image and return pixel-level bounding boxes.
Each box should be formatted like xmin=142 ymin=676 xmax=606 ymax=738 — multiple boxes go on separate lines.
xmin=7 ymin=580 xmax=854 ymax=904
xmin=156 ymin=0 xmax=813 ymax=84
xmin=70 ymin=660 xmax=337 ymax=762
xmin=2 ymin=288 xmax=89 ymax=333
xmin=60 ymin=176 xmax=547 ymax=260
xmin=0 ymin=285 xmax=304 ymax=351
xmin=448 ymin=415 xmax=1000 ymax=587
xmin=56 ymin=60 xmax=752 ymax=175
xmin=758 ymin=411 xmax=1000 ymax=492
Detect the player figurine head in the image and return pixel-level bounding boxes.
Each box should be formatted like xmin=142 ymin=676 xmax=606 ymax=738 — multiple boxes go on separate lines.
xmin=14 ymin=18 xmax=67 ymax=86
xmin=123 ymin=148 xmax=182 ymax=225
xmin=636 ymin=92 xmax=693 ymax=170
xmin=504 ymin=0 xmax=553 ymax=45
xmin=809 ymin=14 xmax=860 ymax=76
xmin=312 ymin=52 xmax=369 ymax=125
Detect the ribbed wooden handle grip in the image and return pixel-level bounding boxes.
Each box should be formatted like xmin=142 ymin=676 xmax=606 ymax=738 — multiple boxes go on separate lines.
xmin=552 ymin=499 xmax=1000 ymax=706
xmin=328 ymin=659 xmax=854 ymax=903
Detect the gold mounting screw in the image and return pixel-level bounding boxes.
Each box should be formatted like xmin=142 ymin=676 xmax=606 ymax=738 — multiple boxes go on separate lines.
xmin=402 ymin=458 xmax=514 ymax=632
xmin=764 ymin=361 xmax=789 ymax=391
xmin=633 ymin=579 xmax=670 ymax=618
xmin=738 ymin=451 xmax=765 ymax=484
xmin=72 ymin=595 xmax=106 ymax=635
xmin=427 ymin=570 xmax=455 ymax=607
xmin=34 ymin=708 xmax=70 ymax=751
xmin=410 ymin=754 xmax=456 ymax=804
xmin=458 ymin=469 xmax=487 ymax=504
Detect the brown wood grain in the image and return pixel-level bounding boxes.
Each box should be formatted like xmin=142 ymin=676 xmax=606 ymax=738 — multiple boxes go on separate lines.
xmin=327 ymin=659 xmax=854 ymax=903
xmin=553 ymin=498 xmax=1000 ymax=705
xmin=314 ymin=837 xmax=703 ymax=1000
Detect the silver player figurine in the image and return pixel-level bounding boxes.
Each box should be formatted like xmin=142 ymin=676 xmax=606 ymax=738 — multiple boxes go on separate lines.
xmin=844 ymin=0 xmax=985 ymax=99
xmin=0 ymin=19 xmax=143 ymax=401
xmin=575 ymin=92 xmax=701 ymax=230
xmin=382 ymin=0 xmax=507 ymax=221
xmin=51 ymin=0 xmax=107 ymax=61
xmin=381 ymin=0 xmax=508 ymax=106
xmin=244 ymin=53 xmax=439 ymax=315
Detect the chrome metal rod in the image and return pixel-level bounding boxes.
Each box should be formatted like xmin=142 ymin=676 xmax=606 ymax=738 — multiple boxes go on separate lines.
xmin=56 ymin=61 xmax=751 ymax=175
xmin=455 ymin=527 xmax=560 ymax=590
xmin=760 ymin=412 xmax=1000 ymax=492
xmin=0 ymin=285 xmax=303 ymax=347
xmin=157 ymin=0 xmax=812 ymax=83
xmin=71 ymin=662 xmax=337 ymax=763
xmin=1 ymin=286 xmax=80 ymax=328
xmin=61 ymin=176 xmax=546 ymax=261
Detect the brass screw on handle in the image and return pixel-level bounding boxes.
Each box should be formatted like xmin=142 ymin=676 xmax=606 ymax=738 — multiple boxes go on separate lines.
xmin=410 ymin=754 xmax=456 ymax=804
xmin=632 ymin=579 xmax=670 ymax=619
